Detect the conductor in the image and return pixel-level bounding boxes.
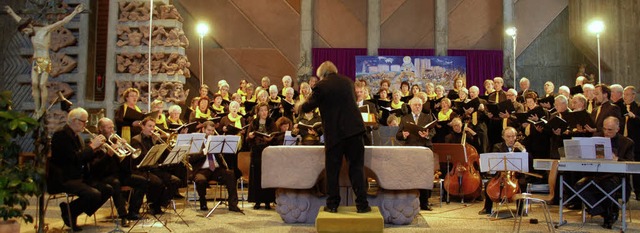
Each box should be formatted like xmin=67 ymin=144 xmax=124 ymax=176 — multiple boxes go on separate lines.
xmin=300 ymin=61 xmax=371 ymax=213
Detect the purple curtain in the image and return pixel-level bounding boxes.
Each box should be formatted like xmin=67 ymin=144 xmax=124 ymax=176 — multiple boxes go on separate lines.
xmin=312 ymin=48 xmax=503 ymax=94
xmin=312 ymin=48 xmax=367 ymax=80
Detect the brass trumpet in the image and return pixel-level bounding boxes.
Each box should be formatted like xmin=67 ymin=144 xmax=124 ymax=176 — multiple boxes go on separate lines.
xmin=83 ymin=128 xmax=126 ymax=157
xmin=108 ymin=133 xmax=142 ymax=159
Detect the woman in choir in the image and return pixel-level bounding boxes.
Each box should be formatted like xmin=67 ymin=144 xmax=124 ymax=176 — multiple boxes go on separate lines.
xmin=271 ymin=117 xmax=293 ymax=146
xmin=483 ymin=79 xmax=495 ymax=96
xmin=425 ymin=82 xmax=437 ymax=100
xmin=268 ymin=85 xmax=282 ymax=120
xmin=199 ymin=84 xmax=210 ymax=99
xmin=237 ymin=79 xmax=248 ymax=97
xmin=558 ymin=85 xmax=573 ymax=109
xmin=435 ymin=85 xmax=445 ymax=99
xmin=298 ymin=82 xmax=311 ymax=102
xmin=411 ymin=84 xmax=421 ymax=97
xmin=433 ymin=97 xmax=457 ymax=143
xmin=151 ymin=99 xmax=168 ymax=131
xmin=219 ymin=82 xmax=231 ymax=102
xmin=308 ymin=76 xmax=318 ymax=88
xmin=400 ymin=81 xmax=411 ymax=97
xmin=167 ymin=104 xmax=184 ymax=129
xmin=210 ymin=93 xmax=227 ymax=116
xmin=281 ymin=87 xmax=296 ymax=122
xmin=293 ymin=109 xmax=323 ymax=145
xmin=568 ymin=93 xmax=592 ymax=137
xmin=115 ymin=87 xmax=142 ymax=142
xmin=189 ymin=97 xmax=212 ymax=122
xmin=219 ymin=101 xmax=246 ymax=180
xmin=390 ymin=89 xmax=409 ymax=117
xmin=380 ymin=79 xmax=391 ymax=92
xmin=246 ymin=103 xmax=277 ymax=209
xmin=281 ymin=75 xmax=298 ymax=98
xmin=231 ymin=93 xmax=247 ymax=116
xmin=447 ymin=77 xmax=465 ymax=100
xmin=244 ymin=83 xmax=256 ymax=103
xmin=378 ymin=89 xmax=390 ymax=102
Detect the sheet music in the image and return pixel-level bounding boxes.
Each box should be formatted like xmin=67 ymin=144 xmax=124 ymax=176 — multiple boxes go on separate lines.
xmin=137 ymin=144 xmax=168 ymax=168
xmin=283 ymin=131 xmax=297 ymax=145
xmin=163 ymin=144 xmax=190 ymax=165
xmin=479 ymin=152 xmax=528 ymax=173
xmin=176 ymin=133 xmax=206 ymax=154
xmin=206 ymin=135 xmax=241 ymax=154
xmin=563 ymin=137 xmax=613 ymax=160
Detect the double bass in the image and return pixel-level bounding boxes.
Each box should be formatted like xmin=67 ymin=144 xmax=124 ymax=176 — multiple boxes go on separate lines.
xmin=437 ymin=123 xmax=482 ymax=202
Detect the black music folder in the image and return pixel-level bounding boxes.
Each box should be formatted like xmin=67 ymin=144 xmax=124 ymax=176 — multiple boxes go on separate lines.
xmin=253 ymin=131 xmax=284 ymax=138
xmin=380 ymin=107 xmax=404 ymax=116
xmin=243 ymin=101 xmax=258 ymax=113
xmin=175 ymin=122 xmax=199 ymax=133
xmin=359 ymin=105 xmax=371 ymax=113
xmin=298 ymin=122 xmax=322 ymax=131
xmin=486 ymin=100 xmax=515 ymax=116
xmin=569 ymin=85 xmax=584 ymax=95
xmin=400 ymin=95 xmax=413 ymax=103
xmin=537 ymin=95 xmax=555 ymax=107
xmin=124 ymin=109 xmax=159 ymax=121
xmin=546 ymin=116 xmax=568 ymax=130
xmin=404 ymin=119 xmax=438 ymax=132
xmin=377 ymin=99 xmax=391 ymax=108
xmin=226 ymin=124 xmax=249 ymax=135
xmin=564 ymin=110 xmax=595 ymax=128
xmin=281 ymin=99 xmax=295 ymax=111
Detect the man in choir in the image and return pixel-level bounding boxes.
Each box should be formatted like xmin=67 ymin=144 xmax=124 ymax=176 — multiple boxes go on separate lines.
xmin=488 ymin=77 xmax=506 ymax=103
xmin=130 ymin=117 xmax=181 ymax=215
xmin=355 ymin=82 xmax=378 ymax=145
xmin=586 ymin=84 xmax=621 ymax=133
xmin=575 ymin=76 xmax=587 ymax=87
xmin=622 ymin=86 xmax=640 ymax=199
xmin=92 ymin=118 xmax=148 ymax=225
xmin=549 ymin=95 xmax=571 ymax=159
xmin=543 ymin=81 xmax=555 ymax=98
xmin=190 ymin=121 xmax=243 ymax=212
xmin=576 ymin=116 xmax=634 ymax=229
xmin=396 ymin=97 xmax=436 ymax=210
xmin=300 ymin=61 xmax=371 ymax=213
xmin=610 ymin=84 xmax=624 ymax=112
xmin=468 ymin=86 xmax=490 ymax=153
xmin=517 ymin=77 xmax=537 ymax=103
xmin=49 ymin=108 xmax=110 ymax=231
xmin=478 ymin=127 xmax=527 ymax=215
xmin=582 ymin=84 xmax=596 ymax=113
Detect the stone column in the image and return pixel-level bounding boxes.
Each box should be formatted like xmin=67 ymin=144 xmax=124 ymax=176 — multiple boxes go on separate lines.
xmin=367 ymin=0 xmax=380 ymax=56
xmin=299 ymin=0 xmax=314 ymax=84
xmin=503 ymin=0 xmax=515 ymax=87
xmin=434 ymin=0 xmax=448 ymax=56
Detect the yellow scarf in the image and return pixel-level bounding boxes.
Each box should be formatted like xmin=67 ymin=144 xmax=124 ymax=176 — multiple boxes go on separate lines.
xmin=156 ymin=114 xmax=168 ymax=129
xmin=438 ymin=109 xmax=453 ymax=121
xmin=402 ymin=90 xmax=410 ymax=97
xmin=237 ymin=89 xmax=247 ymax=96
xmin=228 ymin=113 xmax=243 ymax=129
xmin=427 ymin=93 xmax=437 ymax=100
xmin=122 ymin=105 xmax=141 ymax=143
xmin=195 ymin=108 xmax=211 ymax=119
xmin=212 ymin=104 xmax=225 ymax=113
xmin=270 ymin=96 xmax=281 ymax=103
xmin=299 ymin=93 xmax=306 ymax=102
xmin=167 ymin=117 xmax=183 ymax=125
xmin=391 ymin=101 xmax=404 ymax=109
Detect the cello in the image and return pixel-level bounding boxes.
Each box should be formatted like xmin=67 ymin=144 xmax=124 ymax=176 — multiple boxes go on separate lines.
xmin=439 ymin=123 xmax=482 ymax=202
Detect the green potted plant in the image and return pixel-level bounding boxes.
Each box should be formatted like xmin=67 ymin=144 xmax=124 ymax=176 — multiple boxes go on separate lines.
xmin=0 ymin=91 xmax=40 ymax=232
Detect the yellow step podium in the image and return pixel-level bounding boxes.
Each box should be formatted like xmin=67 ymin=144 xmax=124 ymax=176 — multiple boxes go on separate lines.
xmin=316 ymin=206 xmax=383 ymax=233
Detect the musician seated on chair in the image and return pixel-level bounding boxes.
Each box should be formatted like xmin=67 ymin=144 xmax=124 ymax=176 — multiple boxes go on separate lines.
xmin=49 ymin=107 xmax=112 ymax=231
xmin=129 ymin=117 xmax=181 ymax=215
xmin=574 ymin=116 xmax=634 ymax=229
xmin=189 ymin=121 xmax=243 ymax=213
xmin=478 ymin=126 xmax=527 ymax=216
xmin=91 ymin=117 xmax=148 ymax=225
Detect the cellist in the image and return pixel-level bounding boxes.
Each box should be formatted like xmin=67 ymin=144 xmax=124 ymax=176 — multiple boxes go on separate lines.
xmin=478 ymin=127 xmax=527 ymax=215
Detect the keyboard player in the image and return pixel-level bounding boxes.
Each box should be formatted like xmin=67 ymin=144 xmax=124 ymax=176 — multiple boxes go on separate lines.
xmin=574 ymin=116 xmax=634 ymax=229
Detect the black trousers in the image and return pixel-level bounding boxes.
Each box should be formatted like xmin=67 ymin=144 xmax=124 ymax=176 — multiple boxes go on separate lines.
xmin=136 ymin=170 xmax=180 ymax=208
xmin=62 ymin=179 xmax=112 ymax=217
xmin=121 ymin=174 xmax=148 ymax=215
xmin=325 ymin=133 xmax=369 ymax=208
xmin=194 ymin=168 xmax=239 ymax=206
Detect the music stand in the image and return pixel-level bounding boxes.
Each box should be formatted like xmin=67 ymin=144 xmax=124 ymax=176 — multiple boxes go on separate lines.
xmin=479 ymin=152 xmax=528 ymax=219
xmin=176 ymin=133 xmax=206 ymax=154
xmin=377 ymin=126 xmax=398 ymax=146
xmin=158 ymin=144 xmax=191 ymax=226
xmin=204 ymin=135 xmax=241 ymax=218
xmin=432 ymin=143 xmax=470 ymax=204
xmin=282 ymin=131 xmax=297 ymax=145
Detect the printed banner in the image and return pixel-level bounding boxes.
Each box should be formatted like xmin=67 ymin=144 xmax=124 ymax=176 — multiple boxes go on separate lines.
xmin=355 ymin=56 xmax=467 ymax=94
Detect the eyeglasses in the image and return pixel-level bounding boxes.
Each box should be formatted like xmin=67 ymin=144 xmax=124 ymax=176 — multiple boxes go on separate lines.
xmin=75 ymin=118 xmax=88 ymax=124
